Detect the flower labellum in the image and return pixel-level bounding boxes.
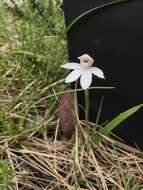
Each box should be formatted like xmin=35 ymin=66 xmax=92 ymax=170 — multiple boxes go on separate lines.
xmin=61 ymin=54 xmax=105 ymax=89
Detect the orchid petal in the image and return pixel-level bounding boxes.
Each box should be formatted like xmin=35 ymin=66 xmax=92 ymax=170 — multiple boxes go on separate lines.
xmin=91 ymin=67 xmax=105 ymax=79
xmin=65 ymin=70 xmax=82 ymax=83
xmin=61 ymin=63 xmax=80 ymax=70
xmin=80 ymin=69 xmax=92 ymax=89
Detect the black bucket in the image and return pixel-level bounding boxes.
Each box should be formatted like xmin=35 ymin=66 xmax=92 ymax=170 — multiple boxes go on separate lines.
xmin=63 ymin=0 xmax=143 ymax=148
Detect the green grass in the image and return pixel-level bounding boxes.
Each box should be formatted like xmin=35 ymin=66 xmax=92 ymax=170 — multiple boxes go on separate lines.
xmin=0 ymin=160 xmax=14 ymax=189
xmin=0 ymin=1 xmax=143 ymax=190
xmin=0 ymin=0 xmax=67 ymax=136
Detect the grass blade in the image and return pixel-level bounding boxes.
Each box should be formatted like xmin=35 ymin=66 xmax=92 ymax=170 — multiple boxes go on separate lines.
xmin=93 ymin=104 xmax=143 ymax=145
xmin=66 ymin=0 xmax=128 ymax=32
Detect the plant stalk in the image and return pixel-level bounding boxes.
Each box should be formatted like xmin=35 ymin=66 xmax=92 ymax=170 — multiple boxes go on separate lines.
xmin=85 ymin=89 xmax=89 ymax=126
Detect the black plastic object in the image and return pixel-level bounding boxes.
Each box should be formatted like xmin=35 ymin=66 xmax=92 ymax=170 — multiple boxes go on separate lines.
xmin=63 ymin=0 xmax=143 ymax=148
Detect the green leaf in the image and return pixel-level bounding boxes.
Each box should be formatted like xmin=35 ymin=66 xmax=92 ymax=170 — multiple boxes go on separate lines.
xmin=66 ymin=0 xmax=128 ymax=32
xmin=93 ymin=104 xmax=143 ymax=145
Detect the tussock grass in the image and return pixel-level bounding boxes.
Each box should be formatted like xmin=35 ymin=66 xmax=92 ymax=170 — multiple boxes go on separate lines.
xmin=0 ymin=1 xmax=143 ymax=189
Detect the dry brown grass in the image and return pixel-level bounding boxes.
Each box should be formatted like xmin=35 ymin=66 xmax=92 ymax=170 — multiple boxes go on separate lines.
xmin=2 ymin=122 xmax=143 ymax=190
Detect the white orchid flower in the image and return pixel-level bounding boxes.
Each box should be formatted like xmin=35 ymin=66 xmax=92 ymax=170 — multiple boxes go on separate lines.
xmin=61 ymin=54 xmax=105 ymax=89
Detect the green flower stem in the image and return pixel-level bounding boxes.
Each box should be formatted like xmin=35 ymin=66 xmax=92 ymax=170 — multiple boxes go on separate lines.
xmin=85 ymin=89 xmax=89 ymax=126
xmin=74 ymin=81 xmax=79 ymax=120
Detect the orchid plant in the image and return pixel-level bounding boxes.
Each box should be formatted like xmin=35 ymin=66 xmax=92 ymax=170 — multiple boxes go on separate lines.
xmin=61 ymin=54 xmax=105 ymax=125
